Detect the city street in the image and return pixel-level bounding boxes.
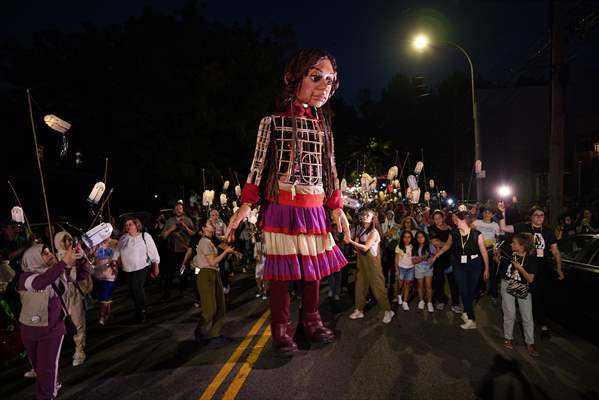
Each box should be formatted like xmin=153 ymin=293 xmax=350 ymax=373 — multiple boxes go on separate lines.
xmin=3 ymin=269 xmax=599 ymax=400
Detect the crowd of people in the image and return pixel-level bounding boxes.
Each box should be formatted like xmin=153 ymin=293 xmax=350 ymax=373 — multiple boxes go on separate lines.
xmin=1 ymin=194 xmax=597 ymax=398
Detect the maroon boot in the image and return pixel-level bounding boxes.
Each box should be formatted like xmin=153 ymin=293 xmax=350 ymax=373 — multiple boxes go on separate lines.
xmin=302 ymin=311 xmax=335 ymax=343
xmin=271 ymin=322 xmax=298 ymax=356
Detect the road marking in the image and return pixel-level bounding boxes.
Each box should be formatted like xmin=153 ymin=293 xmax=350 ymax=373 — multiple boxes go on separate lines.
xmin=198 ymin=309 xmax=270 ymax=400
xmin=222 ymin=324 xmax=272 ymax=399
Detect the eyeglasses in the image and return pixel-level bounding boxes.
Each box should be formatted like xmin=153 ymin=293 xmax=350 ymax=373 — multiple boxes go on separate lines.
xmin=532 ymin=213 xmax=544 ymax=218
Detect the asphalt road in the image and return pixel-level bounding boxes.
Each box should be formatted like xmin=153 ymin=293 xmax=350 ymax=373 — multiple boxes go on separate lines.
xmin=3 ymin=268 xmax=599 ymax=400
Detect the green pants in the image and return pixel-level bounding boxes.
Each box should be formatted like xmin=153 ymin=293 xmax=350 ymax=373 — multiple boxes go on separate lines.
xmin=196 ymin=268 xmax=225 ymax=337
xmin=355 ymin=253 xmax=391 ymax=312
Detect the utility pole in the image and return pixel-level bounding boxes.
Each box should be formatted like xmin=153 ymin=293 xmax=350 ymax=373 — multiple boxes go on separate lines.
xmin=548 ymin=0 xmax=566 ymax=225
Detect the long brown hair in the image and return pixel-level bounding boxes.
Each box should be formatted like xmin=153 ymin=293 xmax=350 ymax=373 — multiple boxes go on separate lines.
xmin=263 ymin=49 xmax=340 ymax=203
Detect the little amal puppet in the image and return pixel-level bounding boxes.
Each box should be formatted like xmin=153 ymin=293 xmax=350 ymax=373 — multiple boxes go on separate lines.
xmin=226 ymin=49 xmax=350 ymax=356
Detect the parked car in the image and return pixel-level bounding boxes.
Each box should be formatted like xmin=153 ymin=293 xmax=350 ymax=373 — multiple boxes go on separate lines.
xmin=546 ymin=234 xmax=599 ymax=344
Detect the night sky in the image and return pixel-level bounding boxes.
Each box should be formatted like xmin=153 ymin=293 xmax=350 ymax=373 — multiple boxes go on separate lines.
xmin=6 ymin=0 xmax=595 ymax=104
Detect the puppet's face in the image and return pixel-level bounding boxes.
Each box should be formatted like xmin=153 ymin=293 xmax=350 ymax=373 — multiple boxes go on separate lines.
xmin=296 ymin=58 xmax=337 ymax=108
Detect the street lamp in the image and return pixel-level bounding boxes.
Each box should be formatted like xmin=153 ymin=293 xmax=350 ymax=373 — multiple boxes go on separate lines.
xmin=411 ymin=34 xmax=483 ymax=201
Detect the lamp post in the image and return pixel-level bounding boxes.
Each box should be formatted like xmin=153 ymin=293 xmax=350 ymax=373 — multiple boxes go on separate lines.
xmin=412 ymin=34 xmax=482 ymax=201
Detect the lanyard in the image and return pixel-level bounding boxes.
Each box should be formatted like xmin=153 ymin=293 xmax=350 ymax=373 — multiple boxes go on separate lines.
xmin=459 ymin=230 xmax=470 ymax=254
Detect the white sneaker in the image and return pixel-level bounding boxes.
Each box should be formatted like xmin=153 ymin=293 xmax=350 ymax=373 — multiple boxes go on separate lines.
xmin=460 ymin=320 xmax=477 ymax=330
xmin=72 ymin=352 xmax=86 ymax=367
xmin=328 ymin=288 xmax=333 ymax=298
xmin=255 ymin=293 xmax=262 ymax=298
xmin=461 ymin=313 xmax=469 ymax=322
xmin=402 ymin=302 xmax=410 ymax=311
xmin=436 ymin=302 xmax=445 ymax=311
xmin=193 ymin=302 xmax=201 ymax=308
xmin=427 ymin=302 xmax=434 ymax=313
xmin=397 ymin=295 xmax=403 ymax=304
xmin=382 ymin=310 xmax=395 ymax=324
xmin=261 ymin=294 xmax=268 ymax=300
xmin=451 ymin=305 xmax=463 ymax=314
xmin=418 ymin=300 xmax=425 ymax=310
xmin=224 ymin=286 xmax=230 ymax=295
xmin=24 ymin=369 xmax=37 ymax=379
xmin=349 ymin=309 xmax=364 ymax=319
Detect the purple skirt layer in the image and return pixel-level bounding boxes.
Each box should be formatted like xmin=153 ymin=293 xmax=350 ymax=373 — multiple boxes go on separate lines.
xmin=264 ymin=245 xmax=347 ymax=282
xmin=261 ymin=201 xmax=329 ymax=235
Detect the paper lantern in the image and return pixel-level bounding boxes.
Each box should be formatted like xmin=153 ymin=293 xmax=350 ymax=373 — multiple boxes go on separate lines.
xmin=475 ymin=160 xmax=482 ymax=174
xmin=82 ymin=223 xmax=113 ymax=249
xmin=409 ymin=188 xmax=421 ymax=204
xmin=234 ymin=185 xmax=241 ymax=197
xmin=43 ymin=114 xmax=71 ymax=133
xmin=340 ymin=178 xmax=347 ymax=191
xmin=407 ymin=175 xmax=418 ymax=190
xmin=424 ymin=191 xmax=431 ymax=201
xmin=387 ymin=166 xmax=398 ymax=181
xmin=429 ymin=179 xmax=435 ymax=189
xmin=87 ymin=182 xmax=106 ymax=204
xmin=11 ymin=206 xmax=24 ymax=223
xmin=414 ymin=161 xmax=424 ymax=175
xmin=223 ymin=180 xmax=230 ymax=191
xmin=220 ymin=193 xmax=227 ymax=206
xmin=369 ymin=177 xmax=377 ymax=192
xmin=378 ymin=191 xmax=385 ymax=201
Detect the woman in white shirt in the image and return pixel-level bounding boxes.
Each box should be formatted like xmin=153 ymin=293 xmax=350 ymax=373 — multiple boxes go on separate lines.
xmin=113 ymin=218 xmax=160 ymax=323
xmin=347 ymin=209 xmax=394 ymax=324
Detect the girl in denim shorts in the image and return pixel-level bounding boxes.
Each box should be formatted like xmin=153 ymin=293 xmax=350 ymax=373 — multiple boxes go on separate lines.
xmin=414 ymin=231 xmax=437 ymax=313
xmin=395 ymin=230 xmax=415 ymax=311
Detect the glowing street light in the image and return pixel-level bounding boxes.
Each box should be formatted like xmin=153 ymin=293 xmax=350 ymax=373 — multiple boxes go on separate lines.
xmin=410 ymin=32 xmax=483 ymax=201
xmin=497 ymin=185 xmax=512 ymax=198
xmin=412 ymin=34 xmax=430 ymax=52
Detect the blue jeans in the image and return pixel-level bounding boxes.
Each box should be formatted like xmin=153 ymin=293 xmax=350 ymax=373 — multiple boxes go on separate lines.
xmin=453 ymin=258 xmax=482 ymax=321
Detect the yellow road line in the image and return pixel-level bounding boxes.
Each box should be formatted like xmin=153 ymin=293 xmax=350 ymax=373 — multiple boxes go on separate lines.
xmin=198 ymin=309 xmax=270 ymax=400
xmin=222 ymin=323 xmax=272 ymax=399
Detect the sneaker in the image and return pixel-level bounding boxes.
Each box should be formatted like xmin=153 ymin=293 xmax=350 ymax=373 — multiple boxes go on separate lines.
xmin=451 ymin=305 xmax=463 ymax=314
xmin=527 ymin=344 xmax=540 ymax=357
xmin=418 ymin=300 xmax=425 ymax=310
xmin=503 ymin=339 xmax=514 ymax=350
xmin=328 ymin=288 xmax=333 ymax=298
xmin=97 ymin=319 xmax=105 ymax=326
xmin=436 ymin=302 xmax=445 ymax=311
xmin=261 ymin=294 xmax=268 ymax=300
xmin=72 ymin=352 xmax=86 ymax=367
xmin=256 ymin=293 xmax=262 ymax=298
xmin=382 ymin=310 xmax=395 ymax=324
xmin=223 ymin=286 xmax=230 ymax=295
xmin=193 ymin=302 xmax=201 ymax=308
xmin=24 ymin=369 xmax=36 ymax=379
xmin=402 ymin=302 xmax=410 ymax=311
xmin=349 ymin=309 xmax=365 ymax=319
xmin=460 ymin=320 xmax=477 ymax=330
xmin=334 ymin=295 xmax=340 ymax=301
xmin=397 ymin=295 xmax=403 ymax=304
xmin=461 ymin=313 xmax=469 ymax=322
xmin=427 ymin=302 xmax=434 ymax=313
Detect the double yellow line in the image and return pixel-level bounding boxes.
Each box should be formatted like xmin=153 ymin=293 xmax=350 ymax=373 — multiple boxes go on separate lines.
xmin=199 ymin=309 xmax=271 ymax=400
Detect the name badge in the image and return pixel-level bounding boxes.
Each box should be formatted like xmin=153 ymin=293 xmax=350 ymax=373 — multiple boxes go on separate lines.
xmin=461 ymin=255 xmax=468 ymax=264
xmin=536 ymin=249 xmax=544 ymax=258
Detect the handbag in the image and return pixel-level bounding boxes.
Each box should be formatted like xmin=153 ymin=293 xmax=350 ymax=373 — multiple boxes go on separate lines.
xmin=72 ymin=280 xmax=96 ymax=311
xmin=506 ymin=278 xmax=529 ymax=299
xmin=141 ymin=232 xmax=160 ymax=279
xmin=51 ymin=282 xmax=78 ymax=336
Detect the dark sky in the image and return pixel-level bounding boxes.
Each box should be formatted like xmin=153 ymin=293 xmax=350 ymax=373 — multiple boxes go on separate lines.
xmin=6 ymin=0 xmax=596 ymax=104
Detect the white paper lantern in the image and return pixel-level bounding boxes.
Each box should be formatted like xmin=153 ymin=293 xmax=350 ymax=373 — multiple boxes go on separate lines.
xmin=475 ymin=160 xmax=482 ymax=174
xmin=387 ymin=166 xmax=398 ymax=181
xmin=43 ymin=114 xmax=71 ymax=133
xmin=409 ymin=188 xmax=421 ymax=204
xmin=407 ymin=175 xmax=419 ymax=190
xmin=11 ymin=206 xmax=24 ymax=223
xmin=414 ymin=161 xmax=424 ymax=175
xmin=429 ymin=179 xmax=435 ymax=189
xmin=82 ymin=223 xmax=113 ymax=249
xmin=235 ymin=185 xmax=242 ymax=197
xmin=87 ymin=182 xmax=106 ymax=204
xmin=220 ymin=193 xmax=228 ymax=206
xmin=223 ymin=180 xmax=230 ymax=191
xmin=424 ymin=191 xmax=431 ymax=201
xmin=378 ymin=191 xmax=385 ymax=201
xmin=340 ymin=178 xmax=347 ymax=191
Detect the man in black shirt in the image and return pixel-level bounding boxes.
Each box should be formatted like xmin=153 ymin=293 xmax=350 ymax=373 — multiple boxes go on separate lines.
xmin=498 ymin=203 xmax=564 ymax=339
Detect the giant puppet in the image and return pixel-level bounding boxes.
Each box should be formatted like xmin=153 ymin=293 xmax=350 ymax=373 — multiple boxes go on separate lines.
xmin=226 ymin=49 xmax=350 ymax=355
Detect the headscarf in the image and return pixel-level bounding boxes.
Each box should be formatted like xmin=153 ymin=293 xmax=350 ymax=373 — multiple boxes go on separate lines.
xmin=21 ymin=244 xmax=50 ymax=274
